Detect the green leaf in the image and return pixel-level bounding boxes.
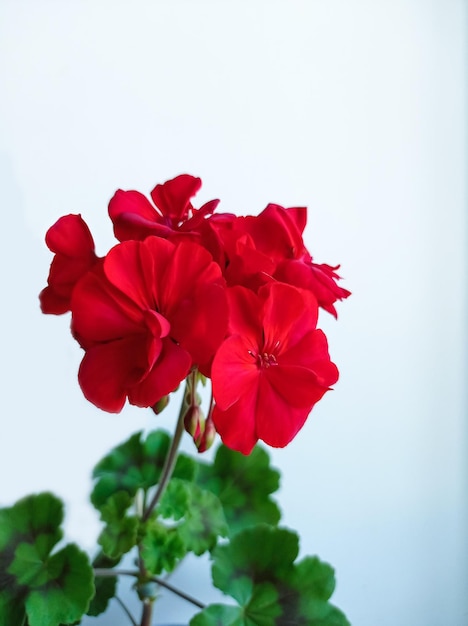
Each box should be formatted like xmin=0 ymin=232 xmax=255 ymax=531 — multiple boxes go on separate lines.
xmin=205 ymin=525 xmax=351 ymax=626
xmin=25 ymin=544 xmax=93 ymax=626
xmin=212 ymin=525 xmax=297 ymax=599
xmin=91 ymin=429 xmax=196 ymax=510
xmin=197 ymin=445 xmax=281 ymax=535
xmin=86 ymin=553 xmax=120 ymax=617
xmin=190 ymin=604 xmax=244 ymax=626
xmin=91 ymin=431 xmax=169 ymax=509
xmin=157 ymin=478 xmax=191 ymax=521
xmin=140 ymin=521 xmax=186 ymax=575
xmin=190 ymin=583 xmax=281 ymax=626
xmin=166 ymin=481 xmax=228 ymax=556
xmin=0 ymin=493 xmax=94 ymax=626
xmin=0 ymin=591 xmax=26 ymax=624
xmin=97 ymin=492 xmax=139 ymax=559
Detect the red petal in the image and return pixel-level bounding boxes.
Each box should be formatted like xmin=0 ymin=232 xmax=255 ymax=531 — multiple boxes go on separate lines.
xmin=264 ymin=364 xmax=329 ymax=408
xmin=255 ymin=374 xmax=318 ymax=447
xmin=39 ymin=286 xmax=70 ymax=315
xmin=150 ymin=175 xmax=202 ymax=222
xmin=103 ymin=240 xmax=156 ymax=311
xmin=225 ymin=287 xmax=262 ymax=340
xmin=211 ymin=335 xmax=258 ymax=410
xmin=72 ymin=266 xmax=142 ymax=343
xmin=78 ymin=334 xmax=153 ymax=413
xmin=154 ymin=239 xmax=221 ymax=316
xmin=45 ymin=214 xmax=95 ymax=257
xmin=108 ymin=190 xmax=167 ymax=241
xmin=280 ymin=329 xmax=338 ymax=385
xmin=260 ymin=282 xmax=318 ymax=353
xmin=179 ymin=198 xmax=220 ymax=232
xmin=172 ymin=282 xmax=228 ymax=365
xmin=211 ymin=398 xmax=258 ymax=455
xmin=127 ymin=339 xmax=191 ymax=407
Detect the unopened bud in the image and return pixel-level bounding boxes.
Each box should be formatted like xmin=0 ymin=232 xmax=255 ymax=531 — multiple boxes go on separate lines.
xmin=151 ymin=395 xmax=170 ymax=415
xmin=196 ymin=416 xmax=217 ymax=453
xmin=184 ymin=405 xmax=204 ymax=441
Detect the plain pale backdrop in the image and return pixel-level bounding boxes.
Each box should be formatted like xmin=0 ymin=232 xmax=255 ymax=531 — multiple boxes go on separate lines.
xmin=0 ymin=2 xmax=466 ymax=625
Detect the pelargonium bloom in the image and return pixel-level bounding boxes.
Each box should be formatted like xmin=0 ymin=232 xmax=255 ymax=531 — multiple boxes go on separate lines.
xmin=209 ymin=203 xmax=350 ymax=316
xmin=40 ymin=214 xmax=99 ymax=314
xmin=211 ymin=282 xmax=339 ymax=454
xmin=108 ymin=174 xmax=220 ymax=242
xmin=71 ymin=237 xmax=228 ymax=413
xmin=275 ymin=259 xmax=351 ymax=318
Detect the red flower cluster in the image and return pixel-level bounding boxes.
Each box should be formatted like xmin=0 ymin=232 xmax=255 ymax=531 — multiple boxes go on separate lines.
xmin=41 ymin=175 xmax=349 ymax=454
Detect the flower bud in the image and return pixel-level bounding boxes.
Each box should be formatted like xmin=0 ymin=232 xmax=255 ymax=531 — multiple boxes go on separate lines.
xmin=184 ymin=405 xmax=204 ymax=441
xmin=196 ymin=415 xmax=217 ymax=453
xmin=151 ymin=395 xmax=170 ymax=415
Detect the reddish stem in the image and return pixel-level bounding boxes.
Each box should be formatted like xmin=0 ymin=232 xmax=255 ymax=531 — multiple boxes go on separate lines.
xmin=140 ymin=599 xmax=153 ymax=626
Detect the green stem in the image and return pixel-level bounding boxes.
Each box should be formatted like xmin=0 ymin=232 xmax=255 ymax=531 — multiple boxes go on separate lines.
xmin=115 ymin=595 xmax=138 ymax=626
xmin=149 ymin=574 xmax=205 ymax=610
xmin=93 ymin=568 xmax=206 ymax=609
xmin=142 ymin=375 xmax=193 ymax=522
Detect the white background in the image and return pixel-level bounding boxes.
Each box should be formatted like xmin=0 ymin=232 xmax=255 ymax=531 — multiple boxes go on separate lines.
xmin=0 ymin=2 xmax=466 ymax=625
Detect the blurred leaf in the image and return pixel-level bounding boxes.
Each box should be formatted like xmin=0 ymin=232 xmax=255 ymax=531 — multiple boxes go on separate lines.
xmin=0 ymin=493 xmax=94 ymax=626
xmin=197 ymin=445 xmax=281 ymax=535
xmin=25 ymin=544 xmax=93 ymax=626
xmin=195 ymin=525 xmax=351 ymax=626
xmin=140 ymin=521 xmax=186 ymax=576
xmin=190 ymin=603 xmax=244 ymax=625
xmin=0 ymin=591 xmax=26 ymax=624
xmin=91 ymin=431 xmax=169 ymax=509
xmin=167 ymin=481 xmax=228 ymax=556
xmin=86 ymin=553 xmax=120 ymax=617
xmin=97 ymin=492 xmax=139 ymax=559
xmin=91 ymin=430 xmax=196 ymax=510
xmin=158 ymin=478 xmax=191 ymax=521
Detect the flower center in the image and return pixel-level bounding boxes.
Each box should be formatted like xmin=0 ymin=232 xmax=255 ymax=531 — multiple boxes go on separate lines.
xmin=249 ymin=350 xmax=278 ymax=369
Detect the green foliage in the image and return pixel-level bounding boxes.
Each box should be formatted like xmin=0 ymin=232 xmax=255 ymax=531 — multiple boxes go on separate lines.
xmin=86 ymin=553 xmax=120 ymax=617
xmin=164 ymin=481 xmax=228 ymax=555
xmin=0 ymin=493 xmax=94 ymax=626
xmin=91 ymin=430 xmax=168 ymax=508
xmin=140 ymin=479 xmax=228 ymax=574
xmin=97 ymin=491 xmax=139 ymax=559
xmin=197 ymin=444 xmax=281 ymax=535
xmin=91 ymin=429 xmax=196 ymax=509
xmin=140 ymin=521 xmax=186 ymax=575
xmin=190 ymin=525 xmax=351 ymax=626
xmin=90 ymin=430 xmax=227 ymax=576
xmin=86 ymin=430 xmax=349 ymax=626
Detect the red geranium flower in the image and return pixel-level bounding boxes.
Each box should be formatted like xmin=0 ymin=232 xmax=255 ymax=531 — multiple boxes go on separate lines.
xmin=275 ymin=259 xmax=351 ymax=318
xmin=40 ymin=214 xmax=99 ymax=315
xmin=71 ymin=237 xmax=227 ymax=413
xmin=108 ymin=174 xmax=220 ymax=242
xmin=211 ymin=282 xmax=339 ymax=454
xmin=209 ymin=203 xmax=350 ymax=316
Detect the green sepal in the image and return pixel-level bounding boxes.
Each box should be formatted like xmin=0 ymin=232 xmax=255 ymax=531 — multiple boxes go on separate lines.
xmin=0 ymin=493 xmax=94 ymax=626
xmin=91 ymin=429 xmax=196 ymax=510
xmin=197 ymin=445 xmax=281 ymax=535
xmin=195 ymin=524 xmax=351 ymax=626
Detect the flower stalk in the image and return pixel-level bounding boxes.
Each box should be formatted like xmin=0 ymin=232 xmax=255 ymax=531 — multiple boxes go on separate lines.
xmin=142 ymin=377 xmax=191 ymax=523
